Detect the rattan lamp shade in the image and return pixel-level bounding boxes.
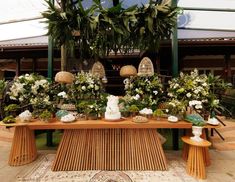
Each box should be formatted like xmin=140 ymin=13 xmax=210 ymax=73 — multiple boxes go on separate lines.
xmin=120 ymin=65 xmax=137 ymax=77
xmin=55 ymin=71 xmax=75 ymax=84
xmin=91 ymin=61 xmax=105 ymax=78
xmin=138 ymin=57 xmax=154 ymax=76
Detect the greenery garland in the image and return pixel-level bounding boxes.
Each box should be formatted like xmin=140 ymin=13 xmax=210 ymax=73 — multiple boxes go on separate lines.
xmin=42 ymin=0 xmax=181 ymax=58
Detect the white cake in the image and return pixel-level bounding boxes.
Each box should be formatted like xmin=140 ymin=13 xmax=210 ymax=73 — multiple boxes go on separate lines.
xmin=105 ymin=95 xmax=121 ymax=120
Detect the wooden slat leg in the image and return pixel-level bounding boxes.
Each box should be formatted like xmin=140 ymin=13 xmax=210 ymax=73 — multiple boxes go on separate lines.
xmin=8 ymin=126 xmax=37 ymax=166
xmin=52 ymin=129 xmax=167 ymax=171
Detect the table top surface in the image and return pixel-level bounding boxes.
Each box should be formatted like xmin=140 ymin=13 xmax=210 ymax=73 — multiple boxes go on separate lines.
xmin=0 ymin=117 xmax=221 ymax=130
xmin=181 ymin=136 xmax=211 ymax=147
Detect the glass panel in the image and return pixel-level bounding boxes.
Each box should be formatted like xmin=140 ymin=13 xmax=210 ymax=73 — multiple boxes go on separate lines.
xmin=178 ymin=0 xmax=235 ymax=10
xmin=178 ymin=10 xmax=235 ymax=31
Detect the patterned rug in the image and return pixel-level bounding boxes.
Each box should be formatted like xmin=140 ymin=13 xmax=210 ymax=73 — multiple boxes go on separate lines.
xmin=17 ymin=154 xmax=198 ymax=182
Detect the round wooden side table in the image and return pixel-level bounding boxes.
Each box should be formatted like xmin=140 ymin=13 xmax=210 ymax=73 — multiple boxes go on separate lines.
xmin=181 ymin=136 xmax=211 ymax=179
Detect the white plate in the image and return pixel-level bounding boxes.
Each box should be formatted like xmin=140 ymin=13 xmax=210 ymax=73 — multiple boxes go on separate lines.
xmin=207 ymin=121 xmax=219 ymax=125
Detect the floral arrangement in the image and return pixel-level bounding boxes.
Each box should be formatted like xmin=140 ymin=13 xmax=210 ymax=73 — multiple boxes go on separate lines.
xmin=72 ymin=72 xmax=104 ymax=100
xmin=167 ymin=69 xmax=209 ymax=104
xmin=124 ymin=74 xmax=163 ymax=110
xmin=167 ymin=69 xmax=231 ymax=117
xmin=8 ymin=73 xmax=51 ymax=106
xmin=7 ymin=73 xmax=55 ymax=118
xmin=167 ymin=99 xmax=186 ymax=117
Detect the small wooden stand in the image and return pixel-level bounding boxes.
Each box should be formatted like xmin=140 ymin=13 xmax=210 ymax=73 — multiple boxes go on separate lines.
xmin=182 ymin=129 xmax=211 ymax=166
xmin=8 ymin=126 xmax=37 ymax=166
xmin=181 ymin=136 xmax=211 ymax=179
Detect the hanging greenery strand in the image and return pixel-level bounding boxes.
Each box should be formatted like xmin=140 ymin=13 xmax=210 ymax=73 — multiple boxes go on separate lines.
xmin=42 ymin=0 xmax=181 ymax=59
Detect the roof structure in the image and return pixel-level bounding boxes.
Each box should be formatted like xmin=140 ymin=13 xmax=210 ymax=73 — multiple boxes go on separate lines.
xmin=0 ymin=0 xmax=235 ymax=49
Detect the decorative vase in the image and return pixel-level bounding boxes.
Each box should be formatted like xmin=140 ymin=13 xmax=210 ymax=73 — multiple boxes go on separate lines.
xmin=190 ymin=126 xmax=203 ymax=142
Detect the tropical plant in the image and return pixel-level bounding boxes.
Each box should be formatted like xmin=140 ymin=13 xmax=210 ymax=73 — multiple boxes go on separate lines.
xmin=0 ymin=80 xmax=7 ymax=96
xmin=42 ymin=0 xmax=181 ymax=60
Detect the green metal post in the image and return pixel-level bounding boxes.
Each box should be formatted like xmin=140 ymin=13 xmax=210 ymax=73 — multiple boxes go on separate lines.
xmin=171 ymin=0 xmax=179 ymax=150
xmin=171 ymin=0 xmax=178 ymax=77
xmin=48 ymin=35 xmax=54 ymax=81
xmin=46 ymin=0 xmax=54 ymax=146
xmin=47 ymin=0 xmax=54 ymax=81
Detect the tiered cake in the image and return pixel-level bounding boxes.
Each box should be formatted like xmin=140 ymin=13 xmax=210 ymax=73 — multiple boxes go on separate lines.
xmin=105 ymin=95 xmax=121 ymax=120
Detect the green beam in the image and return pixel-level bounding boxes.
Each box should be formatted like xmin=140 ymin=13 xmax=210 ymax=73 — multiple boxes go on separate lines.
xmin=171 ymin=0 xmax=178 ymax=77
xmin=47 ymin=0 xmax=54 ymax=81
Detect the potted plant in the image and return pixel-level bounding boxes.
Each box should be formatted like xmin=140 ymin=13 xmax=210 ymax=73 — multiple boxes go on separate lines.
xmin=185 ymin=114 xmax=206 ymax=142
xmin=128 ymin=105 xmax=139 ymax=117
xmin=2 ymin=115 xmax=16 ymax=124
xmin=153 ymin=109 xmax=164 ymax=120
xmin=39 ymin=110 xmax=52 ymax=122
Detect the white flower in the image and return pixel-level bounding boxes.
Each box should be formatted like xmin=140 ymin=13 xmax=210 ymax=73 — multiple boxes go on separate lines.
xmin=168 ymin=93 xmax=173 ymax=97
xmin=213 ymin=99 xmax=219 ymax=105
xmin=81 ymin=86 xmax=86 ymax=90
xmin=195 ymin=104 xmax=202 ymax=109
xmin=94 ymin=85 xmax=99 ymax=91
xmin=153 ymin=90 xmax=158 ymax=95
xmin=202 ymin=83 xmax=207 ymax=87
xmin=58 ymin=91 xmax=68 ymax=99
xmin=139 ymin=108 xmax=153 ymax=115
xmin=132 ymin=94 xmax=140 ymax=100
xmin=173 ymin=83 xmax=179 ymax=89
xmin=194 ymin=89 xmax=199 ymax=94
xmin=186 ymin=93 xmax=191 ymax=98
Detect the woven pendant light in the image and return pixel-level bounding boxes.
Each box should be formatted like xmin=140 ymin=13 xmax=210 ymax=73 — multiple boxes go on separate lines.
xmin=120 ymin=65 xmax=137 ymax=77
xmin=91 ymin=61 xmax=106 ymax=78
xmin=138 ymin=57 xmax=154 ymax=76
xmin=55 ymin=71 xmax=75 ymax=84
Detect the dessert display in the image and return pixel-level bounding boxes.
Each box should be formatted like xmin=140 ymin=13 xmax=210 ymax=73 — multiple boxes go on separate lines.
xmin=105 ymin=95 xmax=121 ymax=120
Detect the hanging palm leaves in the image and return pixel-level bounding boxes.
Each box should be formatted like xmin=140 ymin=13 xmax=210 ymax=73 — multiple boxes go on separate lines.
xmin=42 ymin=0 xmax=181 ymax=59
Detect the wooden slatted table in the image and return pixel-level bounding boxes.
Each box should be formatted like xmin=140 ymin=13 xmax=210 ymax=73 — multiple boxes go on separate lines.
xmin=1 ymin=118 xmax=217 ymax=171
xmin=27 ymin=118 xmax=192 ymax=171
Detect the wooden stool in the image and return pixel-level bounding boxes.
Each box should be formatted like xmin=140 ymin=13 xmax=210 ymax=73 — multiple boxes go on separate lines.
xmin=8 ymin=126 xmax=37 ymax=166
xmin=181 ymin=136 xmax=211 ymax=179
xmin=182 ymin=129 xmax=211 ymax=166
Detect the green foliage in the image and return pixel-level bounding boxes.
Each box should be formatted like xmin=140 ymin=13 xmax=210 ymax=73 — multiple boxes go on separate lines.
xmin=39 ymin=110 xmax=52 ymax=121
xmin=128 ymin=105 xmax=139 ymax=113
xmin=0 ymin=80 xmax=7 ymax=95
xmin=72 ymin=72 xmax=104 ymax=100
xmin=124 ymin=74 xmax=164 ymax=110
xmin=2 ymin=115 xmax=16 ymax=124
xmin=4 ymin=104 xmax=20 ymax=115
xmin=153 ymin=109 xmax=164 ymax=117
xmin=42 ymin=0 xmax=181 ymax=58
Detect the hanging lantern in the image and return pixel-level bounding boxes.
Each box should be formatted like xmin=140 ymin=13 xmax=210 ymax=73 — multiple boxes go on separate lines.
xmin=55 ymin=71 xmax=74 ymax=84
xmin=91 ymin=61 xmax=106 ymax=78
xmin=120 ymin=65 xmax=137 ymax=77
xmin=138 ymin=57 xmax=154 ymax=76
